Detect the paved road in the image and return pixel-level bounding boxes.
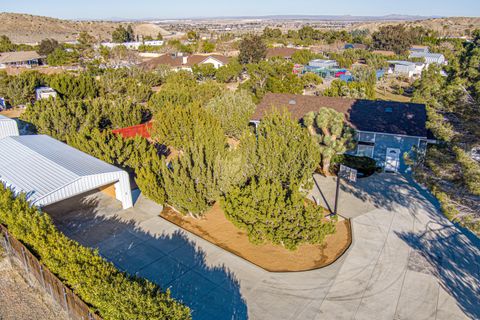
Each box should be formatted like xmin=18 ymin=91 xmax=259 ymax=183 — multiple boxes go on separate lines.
xmin=46 ymin=174 xmax=479 ymax=320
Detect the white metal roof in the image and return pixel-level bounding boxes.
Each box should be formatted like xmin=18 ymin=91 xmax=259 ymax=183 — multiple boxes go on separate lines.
xmin=0 ymin=135 xmax=124 ymax=204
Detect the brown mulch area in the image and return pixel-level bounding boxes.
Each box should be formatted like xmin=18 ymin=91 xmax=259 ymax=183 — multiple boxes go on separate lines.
xmin=160 ymin=203 xmax=352 ymax=272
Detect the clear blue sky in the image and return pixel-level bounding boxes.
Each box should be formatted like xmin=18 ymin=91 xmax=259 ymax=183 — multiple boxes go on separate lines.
xmin=1 ymin=0 xmax=479 ymax=20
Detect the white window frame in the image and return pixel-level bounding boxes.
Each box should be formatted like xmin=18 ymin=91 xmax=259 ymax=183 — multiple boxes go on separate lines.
xmin=357 ymin=144 xmax=374 ymax=158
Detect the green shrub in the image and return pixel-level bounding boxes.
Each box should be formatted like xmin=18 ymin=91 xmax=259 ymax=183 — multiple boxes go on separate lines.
xmin=330 ymin=154 xmax=378 ymax=177
xmin=0 ymin=183 xmax=190 ymax=320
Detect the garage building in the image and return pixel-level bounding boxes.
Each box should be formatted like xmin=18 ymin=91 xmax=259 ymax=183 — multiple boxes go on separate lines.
xmin=0 ymin=131 xmax=133 ymax=209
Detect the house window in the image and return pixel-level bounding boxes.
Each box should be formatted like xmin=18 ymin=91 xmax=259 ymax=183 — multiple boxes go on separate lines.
xmin=357 ymin=132 xmax=375 ymax=143
xmin=357 ymin=144 xmax=374 ymax=158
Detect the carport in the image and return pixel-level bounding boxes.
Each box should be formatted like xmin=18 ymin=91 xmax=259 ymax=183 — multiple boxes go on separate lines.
xmin=0 ymin=134 xmax=133 ymax=209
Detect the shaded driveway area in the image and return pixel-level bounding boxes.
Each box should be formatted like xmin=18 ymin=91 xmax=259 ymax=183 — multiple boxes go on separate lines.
xmin=46 ymin=173 xmax=480 ymax=320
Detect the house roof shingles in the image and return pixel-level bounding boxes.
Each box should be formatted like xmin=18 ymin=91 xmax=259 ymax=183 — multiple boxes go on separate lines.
xmin=266 ymin=47 xmax=299 ymax=59
xmin=253 ymin=93 xmax=428 ymax=138
xmin=0 ymin=51 xmax=42 ymax=64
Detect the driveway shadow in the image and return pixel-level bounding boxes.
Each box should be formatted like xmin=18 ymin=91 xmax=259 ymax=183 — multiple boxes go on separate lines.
xmin=45 ymin=193 xmax=248 ymax=320
xmin=396 ymin=223 xmax=480 ymax=319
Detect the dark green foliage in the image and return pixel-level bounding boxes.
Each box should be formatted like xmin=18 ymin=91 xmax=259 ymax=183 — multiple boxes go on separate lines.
xmin=371 ymin=25 xmax=414 ymax=55
xmin=135 ymin=153 xmax=167 ymax=205
xmin=148 ymin=72 xmax=223 ymax=111
xmin=453 ymin=147 xmax=480 ymax=196
xmin=238 ymin=35 xmax=267 ymax=64
xmin=0 ymin=35 xmax=15 ymax=52
xmin=0 ymin=184 xmax=190 ymax=319
xmin=0 ymin=70 xmax=44 ymax=105
xmin=222 ymin=111 xmax=334 ymax=250
xmin=291 ymin=49 xmax=324 ymax=65
xmin=215 ymin=59 xmax=242 ymax=83
xmin=240 ymin=59 xmax=303 ymax=102
xmin=222 ymin=179 xmax=335 ymax=250
xmin=323 ymin=79 xmax=375 ymax=99
xmin=112 ymin=25 xmax=134 ymax=43
xmin=155 ymin=104 xmax=229 ymax=216
xmin=46 ymin=48 xmax=79 ymax=66
xmin=38 ymin=38 xmax=60 ymax=56
xmin=205 ymin=90 xmax=256 ymax=138
xmin=192 ymin=63 xmax=217 ymax=80
xmin=22 ymin=98 xmax=146 ymax=141
xmin=331 ymin=154 xmax=378 ymax=177
xmin=263 ymin=27 xmax=283 ymax=39
xmin=152 ymin=102 xmax=226 ymax=150
xmin=67 ymin=129 xmax=156 ymax=171
xmin=48 ymin=73 xmax=98 ymax=99
xmin=254 ymin=110 xmax=320 ymax=186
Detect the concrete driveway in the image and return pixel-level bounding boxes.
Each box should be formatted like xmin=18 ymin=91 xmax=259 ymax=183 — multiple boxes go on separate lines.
xmin=46 ymin=174 xmax=480 ymax=320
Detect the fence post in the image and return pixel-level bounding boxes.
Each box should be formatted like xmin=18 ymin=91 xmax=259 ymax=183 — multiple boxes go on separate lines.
xmin=39 ymin=264 xmax=46 ymax=289
xmin=4 ymin=229 xmax=11 ymax=253
xmin=63 ymin=287 xmax=70 ymax=316
xmin=20 ymin=246 xmax=29 ymax=273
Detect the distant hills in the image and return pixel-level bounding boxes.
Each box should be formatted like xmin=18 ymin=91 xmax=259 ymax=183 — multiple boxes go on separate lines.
xmin=0 ymin=12 xmax=478 ymax=44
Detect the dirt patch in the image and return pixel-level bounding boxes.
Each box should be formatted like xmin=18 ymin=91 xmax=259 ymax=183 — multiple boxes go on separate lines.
xmin=0 ymin=251 xmax=68 ymax=320
xmin=160 ymin=203 xmax=352 ymax=272
xmin=0 ymin=108 xmax=25 ymax=119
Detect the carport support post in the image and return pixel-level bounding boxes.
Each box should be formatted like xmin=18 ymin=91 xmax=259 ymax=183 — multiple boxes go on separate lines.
xmin=334 ymin=175 xmax=341 ymax=215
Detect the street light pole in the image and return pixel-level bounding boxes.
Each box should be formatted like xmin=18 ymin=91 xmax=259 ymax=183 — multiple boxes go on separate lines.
xmin=333 ymin=175 xmax=341 ymax=215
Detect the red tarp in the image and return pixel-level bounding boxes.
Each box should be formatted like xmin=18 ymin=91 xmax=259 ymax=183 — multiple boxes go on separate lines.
xmin=112 ymin=122 xmax=153 ymax=139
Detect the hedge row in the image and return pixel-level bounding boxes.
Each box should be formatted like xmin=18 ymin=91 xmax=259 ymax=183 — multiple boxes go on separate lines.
xmin=0 ymin=183 xmax=190 ymax=320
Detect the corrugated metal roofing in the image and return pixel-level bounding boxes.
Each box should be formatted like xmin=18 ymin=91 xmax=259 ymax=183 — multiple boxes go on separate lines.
xmin=0 ymin=135 xmax=123 ymax=203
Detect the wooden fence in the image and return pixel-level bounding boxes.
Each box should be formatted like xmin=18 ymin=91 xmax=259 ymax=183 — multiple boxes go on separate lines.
xmin=0 ymin=224 xmax=102 ymax=320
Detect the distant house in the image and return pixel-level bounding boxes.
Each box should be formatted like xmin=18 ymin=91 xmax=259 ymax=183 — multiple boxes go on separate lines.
xmin=252 ymin=93 xmax=434 ymax=173
xmin=35 ymin=87 xmax=57 ymax=100
xmin=266 ymin=47 xmax=299 ymax=60
xmin=345 ymin=43 xmax=367 ymax=50
xmin=0 ymin=51 xmax=43 ymax=69
xmin=387 ymin=60 xmax=424 ymax=78
xmin=308 ymin=59 xmax=338 ymax=69
xmin=409 ymin=51 xmax=446 ymax=65
xmin=0 ymin=97 xmax=6 ymax=111
xmin=99 ymin=40 xmax=164 ymax=50
xmin=142 ymin=53 xmax=230 ymax=71
xmin=371 ymin=50 xmax=396 ymax=57
xmin=410 ymin=45 xmax=429 ymax=53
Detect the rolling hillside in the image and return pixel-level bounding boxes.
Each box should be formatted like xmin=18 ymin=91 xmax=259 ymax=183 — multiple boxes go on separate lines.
xmin=0 ymin=13 xmax=169 ymax=43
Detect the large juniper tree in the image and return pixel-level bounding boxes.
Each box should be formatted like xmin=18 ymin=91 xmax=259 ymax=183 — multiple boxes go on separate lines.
xmin=222 ymin=110 xmax=335 ymax=250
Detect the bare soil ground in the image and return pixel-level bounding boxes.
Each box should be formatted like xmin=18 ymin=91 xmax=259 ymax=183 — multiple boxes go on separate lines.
xmin=0 ymin=250 xmax=68 ymax=320
xmin=0 ymin=108 xmax=25 ymax=119
xmin=160 ymin=203 xmax=352 ymax=272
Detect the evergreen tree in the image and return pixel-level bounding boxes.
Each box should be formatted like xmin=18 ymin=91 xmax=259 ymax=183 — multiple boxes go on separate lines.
xmin=205 ymin=90 xmax=256 ymax=138
xmin=238 ymin=34 xmax=267 ymax=64
xmin=222 ymin=110 xmax=334 ymax=250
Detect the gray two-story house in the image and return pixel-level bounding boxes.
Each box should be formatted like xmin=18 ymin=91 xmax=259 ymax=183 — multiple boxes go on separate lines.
xmin=251 ymin=93 xmax=435 ymax=173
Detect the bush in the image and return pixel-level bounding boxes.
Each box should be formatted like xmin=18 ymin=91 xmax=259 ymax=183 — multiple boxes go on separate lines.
xmin=0 ymin=183 xmax=190 ymax=320
xmin=330 ymin=154 xmax=378 ymax=177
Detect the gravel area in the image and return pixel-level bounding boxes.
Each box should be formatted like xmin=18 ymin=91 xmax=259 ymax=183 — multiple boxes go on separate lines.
xmin=0 ymin=250 xmax=68 ymax=320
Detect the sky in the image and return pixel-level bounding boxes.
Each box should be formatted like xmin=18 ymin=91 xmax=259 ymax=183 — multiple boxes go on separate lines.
xmin=1 ymin=0 xmax=479 ymax=20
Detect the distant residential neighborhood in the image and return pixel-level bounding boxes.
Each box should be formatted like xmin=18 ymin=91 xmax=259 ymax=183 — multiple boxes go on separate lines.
xmin=0 ymin=6 xmax=479 ymax=320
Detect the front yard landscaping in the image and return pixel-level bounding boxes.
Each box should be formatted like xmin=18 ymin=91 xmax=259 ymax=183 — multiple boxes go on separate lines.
xmin=160 ymin=203 xmax=351 ymax=272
